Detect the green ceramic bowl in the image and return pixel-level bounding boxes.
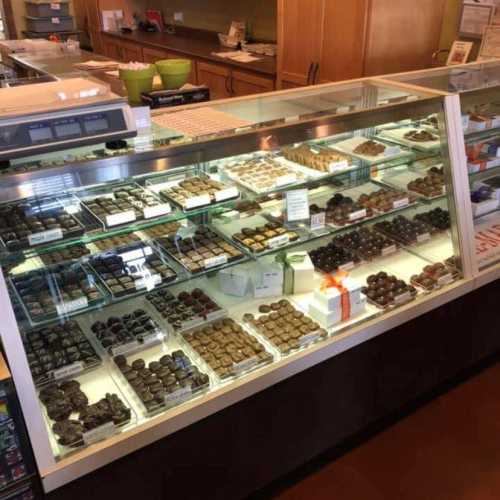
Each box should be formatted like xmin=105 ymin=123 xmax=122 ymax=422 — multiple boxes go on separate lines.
xmin=155 ymin=59 xmax=191 ymax=90
xmin=119 ymin=65 xmax=156 ymax=105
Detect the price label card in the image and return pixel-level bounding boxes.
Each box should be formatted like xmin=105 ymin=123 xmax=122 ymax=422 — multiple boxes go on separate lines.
xmin=142 ymin=331 xmax=163 ymax=346
xmin=215 ymin=187 xmax=239 ymax=202
xmin=164 ymin=386 xmax=192 ymax=408
xmin=134 ymin=274 xmax=161 ymax=291
xmin=53 ymin=362 xmax=85 ymax=381
xmin=276 ymin=174 xmax=297 ymax=187
xmin=28 ymin=228 xmax=63 ymax=246
xmin=111 ymin=340 xmax=140 ymax=357
xmin=106 ymin=210 xmax=136 ymax=227
xmin=51 ymin=17 xmax=60 ymax=24
xmin=232 ymin=356 xmax=258 ymax=375
xmin=339 ymin=261 xmax=355 ymax=272
xmin=394 ymin=291 xmax=412 ymax=305
xmin=393 ymin=197 xmax=410 ymax=209
xmin=180 ymin=317 xmax=204 ymax=331
xmin=417 ymin=232 xmax=431 ymax=243
xmin=132 ymin=106 xmax=151 ymax=130
xmin=299 ymin=331 xmax=321 ymax=347
xmin=437 ymin=274 xmax=454 ymax=286
xmin=349 ymin=209 xmax=367 ymax=222
xmin=83 ymin=422 xmax=116 ymax=446
xmin=51 ymin=2 xmax=61 ymax=9
xmin=254 ymin=284 xmax=281 ymax=298
xmin=56 ymin=296 xmax=88 ymax=316
xmin=267 ymin=234 xmax=290 ymax=249
xmin=286 ymin=189 xmax=310 ymax=222
xmin=329 ymin=160 xmax=349 ymax=172
xmin=204 ymin=254 xmax=228 ymax=269
xmin=143 ymin=203 xmax=171 ymax=219
xmin=310 ymin=212 xmax=326 ymax=232
xmin=262 ymin=269 xmax=282 ymax=287
xmin=206 ymin=309 xmax=226 ymax=322
xmin=382 ymin=245 xmax=398 ymax=257
xmin=184 ymin=194 xmax=211 ymax=210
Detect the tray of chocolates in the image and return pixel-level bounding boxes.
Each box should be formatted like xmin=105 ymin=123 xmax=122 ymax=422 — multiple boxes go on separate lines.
xmin=220 ymin=155 xmax=306 ymax=194
xmin=414 ymin=208 xmax=450 ymax=231
xmin=146 ymin=288 xmax=226 ymax=334
xmin=10 ymin=262 xmax=105 ymax=324
xmin=242 ymin=300 xmax=327 ymax=356
xmin=407 ymin=172 xmax=445 ymax=200
xmin=0 ymin=198 xmax=85 ymax=252
xmin=182 ymin=318 xmax=273 ymax=380
xmin=232 ymin=221 xmax=300 ymax=254
xmin=90 ymin=309 xmax=165 ymax=356
xmin=88 ymin=243 xmax=178 ymax=299
xmin=281 ymin=144 xmax=353 ymax=177
xmin=331 ymin=227 xmax=399 ymax=261
xmin=361 ymin=272 xmax=418 ymax=309
xmin=77 ymin=183 xmax=172 ymax=229
xmin=141 ymin=221 xmax=181 ymax=239
xmin=313 ymin=193 xmax=374 ymax=228
xmin=309 ymin=240 xmax=361 ymax=274
xmin=373 ymin=215 xmax=435 ymax=246
xmin=151 ymin=175 xmax=240 ymax=212
xmin=92 ymin=233 xmax=142 ymax=253
xmin=410 ymin=263 xmax=457 ymax=292
xmin=330 ymin=136 xmax=406 ymax=165
xmin=24 ymin=320 xmax=101 ymax=387
xmin=39 ymin=379 xmax=132 ymax=449
xmin=378 ymin=127 xmax=441 ymax=152
xmin=155 ymin=226 xmax=244 ymax=275
xmin=377 ymin=168 xmax=445 ymax=201
xmin=357 ymin=188 xmax=417 ymax=214
xmin=113 ymin=350 xmax=209 ymax=415
xmin=39 ymin=243 xmax=91 ymax=266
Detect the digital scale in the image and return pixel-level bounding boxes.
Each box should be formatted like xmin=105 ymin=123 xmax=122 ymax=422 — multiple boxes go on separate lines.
xmin=0 ymin=77 xmax=137 ymax=161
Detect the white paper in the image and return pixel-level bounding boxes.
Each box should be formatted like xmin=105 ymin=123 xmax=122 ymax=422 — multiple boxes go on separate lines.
xmin=310 ymin=212 xmax=326 ymax=232
xmin=132 ymin=107 xmax=152 ymax=130
xmin=382 ymin=245 xmax=398 ymax=256
xmin=214 ymin=187 xmax=239 ymax=202
xmin=56 ymin=296 xmax=88 ymax=316
xmin=143 ymin=203 xmax=171 ymax=219
xmin=51 ymin=17 xmax=60 ymax=24
xmin=135 ymin=274 xmax=161 ymax=291
xmin=276 ymin=174 xmax=297 ymax=187
xmin=339 ymin=261 xmax=355 ymax=272
xmin=394 ymin=291 xmax=412 ymax=305
xmin=164 ymin=386 xmax=192 ymax=408
xmin=204 ymin=254 xmax=228 ymax=269
xmin=185 ymin=194 xmax=211 ymax=210
xmin=437 ymin=274 xmax=454 ymax=286
xmin=286 ymin=189 xmax=310 ymax=222
xmin=417 ymin=233 xmax=431 ymax=243
xmin=267 ymin=234 xmax=290 ymax=249
xmin=105 ymin=210 xmax=136 ymax=227
xmin=51 ymin=3 xmax=61 ymax=10
xmin=393 ymin=198 xmax=410 ymax=209
xmin=232 ymin=356 xmax=258 ymax=375
xmin=53 ymin=362 xmax=84 ymax=381
xmin=329 ymin=160 xmax=349 ymax=172
xmin=299 ymin=331 xmax=321 ymax=347
xmin=28 ymin=228 xmax=63 ymax=246
xmin=111 ymin=340 xmax=140 ymax=357
xmin=349 ymin=209 xmax=367 ymax=222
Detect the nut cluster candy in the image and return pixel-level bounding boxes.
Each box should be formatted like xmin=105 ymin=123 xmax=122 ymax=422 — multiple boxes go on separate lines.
xmin=282 ymin=144 xmax=351 ymax=172
xmin=407 ymin=173 xmax=444 ymax=198
xmin=358 ymin=189 xmax=412 ymax=213
xmin=331 ymin=227 xmax=397 ymax=261
xmin=0 ymin=202 xmax=83 ymax=251
xmin=146 ymin=288 xmax=223 ymax=331
xmin=232 ymin=221 xmax=299 ymax=253
xmin=184 ymin=318 xmax=272 ymax=379
xmin=362 ymin=271 xmax=417 ymax=308
xmin=374 ymin=215 xmax=434 ymax=245
xmin=25 ymin=321 xmax=100 ymax=385
xmin=160 ymin=176 xmax=238 ymax=210
xmin=114 ymin=351 xmax=209 ymax=411
xmin=353 ymin=140 xmax=386 ymax=157
xmin=243 ymin=300 xmax=327 ymax=355
xmin=414 ymin=208 xmax=450 ymax=231
xmin=39 ymin=380 xmax=131 ymax=446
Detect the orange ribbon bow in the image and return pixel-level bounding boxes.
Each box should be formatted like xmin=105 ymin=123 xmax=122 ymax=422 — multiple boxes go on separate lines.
xmin=321 ymin=271 xmax=351 ymax=322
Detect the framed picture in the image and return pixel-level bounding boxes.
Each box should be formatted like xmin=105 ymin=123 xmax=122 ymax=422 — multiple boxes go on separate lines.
xmin=459 ymin=2 xmax=495 ymax=39
xmin=478 ymin=24 xmax=500 ymax=59
xmin=447 ymin=40 xmax=474 ymax=65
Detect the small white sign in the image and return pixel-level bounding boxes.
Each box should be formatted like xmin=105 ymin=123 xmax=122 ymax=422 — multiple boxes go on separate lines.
xmin=184 ymin=194 xmax=211 ymax=210
xmin=83 ymin=422 xmax=116 ymax=446
xmin=206 ymin=309 xmax=226 ymax=322
xmin=262 ymin=270 xmax=282 ymax=287
xmin=267 ymin=234 xmax=290 ymax=249
xmin=382 ymin=245 xmax=398 ymax=257
xmin=214 ymin=187 xmax=239 ymax=202
xmin=132 ymin=106 xmax=152 ymax=130
xmin=53 ymin=362 xmax=85 ymax=381
xmin=286 ymin=189 xmax=310 ymax=222
xmin=254 ymin=284 xmax=282 ymax=298
xmin=28 ymin=228 xmax=63 ymax=246
xmin=276 ymin=174 xmax=297 ymax=187
xmin=394 ymin=291 xmax=412 ymax=305
xmin=417 ymin=232 xmax=431 ymax=243
xmin=329 ymin=160 xmax=349 ymax=172
xmin=111 ymin=340 xmax=140 ymax=357
xmin=204 ymin=254 xmax=228 ymax=269
xmin=310 ymin=212 xmax=326 ymax=232
xmin=233 ymin=356 xmax=258 ymax=375
xmin=339 ymin=261 xmax=355 ymax=272
xmin=56 ymin=296 xmax=88 ymax=316
xmin=142 ymin=331 xmax=162 ymax=346
xmin=135 ymin=274 xmax=161 ymax=291
xmin=180 ymin=317 xmax=204 ymax=331
xmin=51 ymin=3 xmax=61 ymax=10
xmin=51 ymin=17 xmax=60 ymax=24
xmin=393 ymin=198 xmax=410 ymax=210
xmin=349 ymin=209 xmax=367 ymax=222
xmin=437 ymin=273 xmax=454 ymax=286
xmin=105 ymin=210 xmax=136 ymax=227
xmin=143 ymin=203 xmax=171 ymax=219
xmin=299 ymin=331 xmax=321 ymax=347
xmin=164 ymin=386 xmax=192 ymax=408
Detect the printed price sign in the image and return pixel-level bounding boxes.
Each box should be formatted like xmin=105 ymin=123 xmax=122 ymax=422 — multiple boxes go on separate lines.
xmin=286 ymin=189 xmax=310 ymax=222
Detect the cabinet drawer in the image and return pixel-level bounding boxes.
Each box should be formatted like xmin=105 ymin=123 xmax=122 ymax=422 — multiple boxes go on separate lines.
xmin=142 ymin=47 xmax=170 ymax=64
xmin=231 ymin=70 xmax=275 ymax=96
xmin=197 ymin=61 xmax=231 ymax=99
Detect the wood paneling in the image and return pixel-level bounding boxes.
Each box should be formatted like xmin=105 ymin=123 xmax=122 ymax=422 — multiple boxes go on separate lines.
xmin=317 ymin=0 xmax=369 ymax=83
xmin=231 ymin=70 xmax=275 ymax=97
xmin=364 ymin=0 xmax=447 ymax=76
xmin=277 ymin=0 xmax=324 ymax=87
xmin=142 ymin=46 xmax=170 ymax=64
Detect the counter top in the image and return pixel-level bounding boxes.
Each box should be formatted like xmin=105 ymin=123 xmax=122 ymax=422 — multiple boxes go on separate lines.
xmin=102 ymin=30 xmax=277 ymax=77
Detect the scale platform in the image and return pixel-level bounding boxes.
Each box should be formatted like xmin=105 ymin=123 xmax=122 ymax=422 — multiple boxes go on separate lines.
xmin=0 ymin=77 xmax=137 ymax=161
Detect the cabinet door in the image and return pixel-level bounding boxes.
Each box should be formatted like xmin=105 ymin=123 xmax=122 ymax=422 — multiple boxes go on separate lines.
xmin=277 ymin=0 xmax=324 ymax=88
xmin=102 ymin=36 xmax=123 ymax=61
xmin=121 ymin=41 xmax=143 ymax=63
xmin=231 ymin=70 xmax=275 ymax=97
xmin=197 ymin=61 xmax=231 ymax=99
xmin=317 ymin=0 xmax=369 ymax=83
xmin=142 ymin=46 xmax=170 ymax=64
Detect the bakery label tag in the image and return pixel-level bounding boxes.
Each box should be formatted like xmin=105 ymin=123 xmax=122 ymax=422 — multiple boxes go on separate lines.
xmin=52 ymin=362 xmax=85 ymax=381
xmin=329 ymin=160 xmax=349 ymax=172
xmin=106 ymin=210 xmax=136 ymax=227
xmin=111 ymin=340 xmax=140 ymax=357
xmin=310 ymin=212 xmax=326 ymax=232
xmin=393 ymin=198 xmax=410 ymax=210
xmin=143 ymin=203 xmax=171 ymax=219
xmin=299 ymin=331 xmax=321 ymax=347
xmin=56 ymin=296 xmax=89 ymax=316
xmin=233 ymin=356 xmax=259 ymax=375
xmin=267 ymin=234 xmax=290 ymax=249
xmin=164 ymin=386 xmax=192 ymax=408
xmin=349 ymin=209 xmax=367 ymax=222
xmin=28 ymin=228 xmax=63 ymax=246
xmin=204 ymin=254 xmax=228 ymax=269
xmin=83 ymin=421 xmax=117 ymax=446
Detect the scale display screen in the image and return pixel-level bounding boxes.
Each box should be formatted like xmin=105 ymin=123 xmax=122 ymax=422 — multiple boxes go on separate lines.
xmin=83 ymin=114 xmax=109 ymax=134
xmin=28 ymin=123 xmax=53 ymax=143
xmin=54 ymin=118 xmax=82 ymax=138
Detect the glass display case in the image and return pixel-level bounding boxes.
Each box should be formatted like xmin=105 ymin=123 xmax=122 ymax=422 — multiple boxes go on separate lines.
xmin=0 ymin=76 xmax=476 ymax=492
xmin=388 ymin=60 xmax=500 ymax=276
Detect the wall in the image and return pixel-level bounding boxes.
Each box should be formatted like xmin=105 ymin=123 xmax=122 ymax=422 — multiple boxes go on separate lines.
xmin=439 ymin=0 xmax=462 ymax=51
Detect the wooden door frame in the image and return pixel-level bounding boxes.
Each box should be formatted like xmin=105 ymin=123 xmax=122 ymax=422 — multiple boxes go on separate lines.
xmin=2 ymin=0 xmax=17 ymax=39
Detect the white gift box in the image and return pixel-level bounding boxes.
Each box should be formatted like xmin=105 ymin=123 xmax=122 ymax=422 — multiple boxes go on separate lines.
xmin=313 ymin=277 xmax=362 ymax=311
xmin=309 ymin=295 xmax=366 ymax=328
xmin=219 ymin=266 xmax=251 ymax=297
xmin=284 ymin=251 xmax=315 ymax=294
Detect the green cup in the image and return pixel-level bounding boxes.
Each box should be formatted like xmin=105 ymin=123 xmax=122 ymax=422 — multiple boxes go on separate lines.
xmin=155 ymin=59 xmax=191 ymax=90
xmin=119 ymin=64 xmax=156 ymax=105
